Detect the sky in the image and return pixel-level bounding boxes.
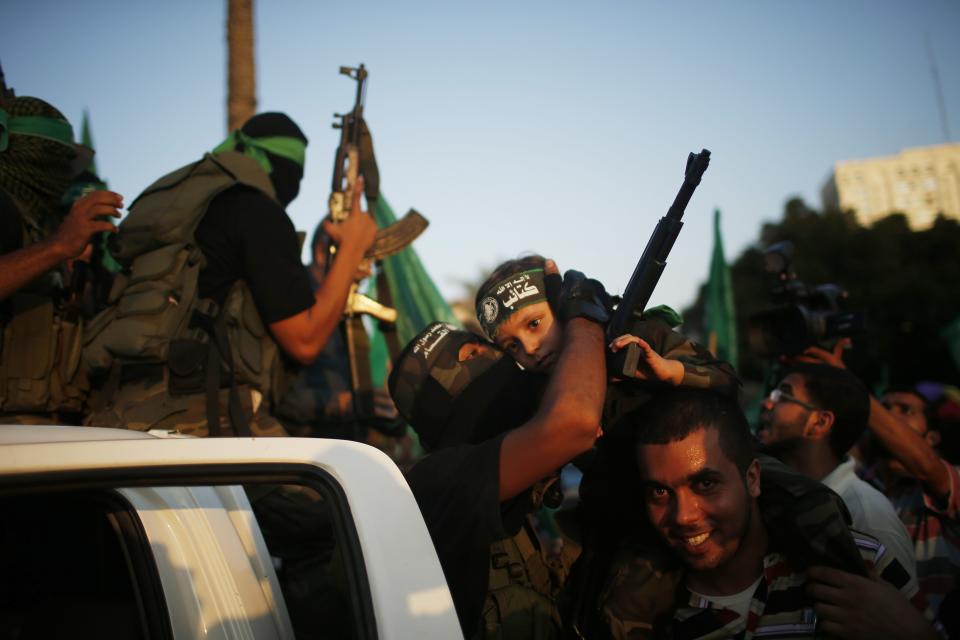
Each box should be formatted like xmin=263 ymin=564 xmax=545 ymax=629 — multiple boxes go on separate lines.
xmin=3 ymin=0 xmax=958 ymax=315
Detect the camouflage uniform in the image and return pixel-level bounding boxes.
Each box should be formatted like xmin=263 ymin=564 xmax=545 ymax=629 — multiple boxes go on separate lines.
xmin=479 ymin=477 xmax=569 ymax=640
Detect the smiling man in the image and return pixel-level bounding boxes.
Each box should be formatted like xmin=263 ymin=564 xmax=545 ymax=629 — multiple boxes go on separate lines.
xmin=630 ymin=389 xmax=931 ymax=639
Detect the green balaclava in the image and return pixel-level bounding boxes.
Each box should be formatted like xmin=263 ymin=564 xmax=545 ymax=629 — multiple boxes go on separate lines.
xmin=0 ymin=96 xmax=88 ymax=224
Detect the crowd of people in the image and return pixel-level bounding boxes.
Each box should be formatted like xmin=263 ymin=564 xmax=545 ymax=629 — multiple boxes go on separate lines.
xmin=2 ymin=92 xmax=959 ymax=639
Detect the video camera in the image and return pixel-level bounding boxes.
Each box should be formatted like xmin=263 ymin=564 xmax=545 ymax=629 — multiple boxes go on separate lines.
xmin=746 ymin=241 xmax=864 ymax=357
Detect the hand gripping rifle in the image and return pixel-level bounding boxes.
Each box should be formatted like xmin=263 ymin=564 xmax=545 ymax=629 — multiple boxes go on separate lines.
xmin=606 ymin=149 xmax=711 ymax=378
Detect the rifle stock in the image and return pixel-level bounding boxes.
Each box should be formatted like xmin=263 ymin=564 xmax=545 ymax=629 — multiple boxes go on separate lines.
xmin=607 ymin=149 xmax=711 ymax=378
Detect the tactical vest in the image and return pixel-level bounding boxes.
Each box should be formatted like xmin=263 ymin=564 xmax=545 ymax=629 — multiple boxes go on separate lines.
xmin=477 ymin=476 xmax=571 ymax=640
xmin=83 ymin=152 xmax=289 ymax=423
xmin=0 ymin=195 xmax=87 ymax=415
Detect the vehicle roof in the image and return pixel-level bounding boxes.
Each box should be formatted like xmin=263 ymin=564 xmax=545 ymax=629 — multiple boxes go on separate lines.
xmin=0 ymin=424 xmax=180 ymax=445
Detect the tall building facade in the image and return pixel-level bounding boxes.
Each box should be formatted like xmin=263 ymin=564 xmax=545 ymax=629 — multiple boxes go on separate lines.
xmin=821 ymin=142 xmax=960 ymax=229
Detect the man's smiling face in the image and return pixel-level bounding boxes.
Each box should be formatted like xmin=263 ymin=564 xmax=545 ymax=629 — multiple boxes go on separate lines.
xmin=637 ymin=425 xmax=760 ymax=573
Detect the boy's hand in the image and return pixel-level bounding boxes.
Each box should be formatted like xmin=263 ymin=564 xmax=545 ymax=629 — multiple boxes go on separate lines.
xmin=609 ymin=334 xmax=684 ymax=385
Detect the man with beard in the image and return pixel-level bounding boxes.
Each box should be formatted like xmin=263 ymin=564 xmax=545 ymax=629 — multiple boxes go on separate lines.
xmin=388 ymin=264 xmax=607 ymax=639
xmin=632 ymin=388 xmax=933 ymax=639
xmin=759 ymin=362 xmax=919 ymax=600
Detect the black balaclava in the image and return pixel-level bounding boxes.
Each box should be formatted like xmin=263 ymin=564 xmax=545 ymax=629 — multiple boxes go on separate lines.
xmin=237 ymin=112 xmax=307 ymax=207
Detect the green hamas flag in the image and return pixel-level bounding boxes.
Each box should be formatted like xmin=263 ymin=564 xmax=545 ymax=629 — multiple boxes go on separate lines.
xmin=703 ymin=208 xmax=738 ymax=370
xmin=80 ymin=109 xmax=97 ymax=176
xmin=74 ymin=110 xmax=121 ymax=274
xmin=367 ymin=196 xmax=460 ymax=387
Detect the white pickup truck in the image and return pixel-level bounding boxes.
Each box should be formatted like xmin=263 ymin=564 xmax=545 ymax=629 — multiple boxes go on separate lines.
xmin=0 ymin=425 xmax=463 ymax=640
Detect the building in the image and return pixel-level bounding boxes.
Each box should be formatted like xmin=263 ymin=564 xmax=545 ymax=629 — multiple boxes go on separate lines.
xmin=821 ymin=142 xmax=960 ymax=229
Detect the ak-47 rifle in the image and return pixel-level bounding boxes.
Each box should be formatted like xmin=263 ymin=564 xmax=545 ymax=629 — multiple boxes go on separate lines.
xmin=607 ymin=149 xmax=711 ymax=378
xmin=326 ymin=64 xmax=423 ymax=435
xmin=327 ymin=64 xmax=428 ymax=321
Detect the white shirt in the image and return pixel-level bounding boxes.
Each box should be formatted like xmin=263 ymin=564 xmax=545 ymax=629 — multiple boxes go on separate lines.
xmin=688 ymin=576 xmax=763 ymax=620
xmin=822 ymin=456 xmax=919 ymax=594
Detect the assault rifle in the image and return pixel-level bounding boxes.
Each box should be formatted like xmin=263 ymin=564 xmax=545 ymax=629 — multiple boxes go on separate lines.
xmin=607 ymin=149 xmax=711 ymax=378
xmin=327 ymin=65 xmax=427 ymax=284
xmin=326 ymin=63 xmax=423 ymax=436
xmin=327 ymin=65 xmax=428 ymax=322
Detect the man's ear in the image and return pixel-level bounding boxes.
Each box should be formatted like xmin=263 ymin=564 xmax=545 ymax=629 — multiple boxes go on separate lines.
xmin=804 ymin=409 xmax=834 ymax=441
xmin=746 ymin=458 xmax=761 ymax=498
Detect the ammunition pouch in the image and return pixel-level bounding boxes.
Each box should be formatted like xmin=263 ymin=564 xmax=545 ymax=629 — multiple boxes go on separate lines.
xmin=0 ymin=293 xmax=87 ymax=414
xmin=478 ymin=520 xmax=562 ymax=640
xmin=84 ymin=243 xmax=205 ymax=370
xmin=167 ymin=338 xmax=210 ymax=396
xmin=223 ymin=280 xmax=293 ymax=409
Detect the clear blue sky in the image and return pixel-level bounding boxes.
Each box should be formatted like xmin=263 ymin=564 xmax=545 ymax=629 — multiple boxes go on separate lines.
xmin=4 ymin=0 xmax=958 ymax=313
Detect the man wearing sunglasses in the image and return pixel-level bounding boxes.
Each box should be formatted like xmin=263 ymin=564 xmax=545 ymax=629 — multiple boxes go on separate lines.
xmin=759 ymin=362 xmax=920 ymax=603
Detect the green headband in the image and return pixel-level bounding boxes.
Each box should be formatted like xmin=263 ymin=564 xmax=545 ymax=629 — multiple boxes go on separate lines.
xmin=0 ymin=108 xmax=77 ymax=153
xmin=477 ymin=268 xmax=548 ymax=338
xmin=212 ymin=129 xmax=306 ymax=174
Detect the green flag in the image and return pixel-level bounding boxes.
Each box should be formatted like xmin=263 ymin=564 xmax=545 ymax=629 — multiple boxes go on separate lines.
xmin=73 ymin=109 xmax=121 ymax=274
xmin=80 ymin=109 xmax=98 ymax=176
xmin=703 ymin=208 xmax=738 ymax=370
xmin=366 ymin=196 xmax=460 ymax=388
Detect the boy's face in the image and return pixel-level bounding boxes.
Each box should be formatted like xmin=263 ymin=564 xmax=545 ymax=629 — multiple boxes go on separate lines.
xmin=493 ymin=301 xmax=563 ymax=373
xmin=637 ymin=426 xmax=760 ymax=574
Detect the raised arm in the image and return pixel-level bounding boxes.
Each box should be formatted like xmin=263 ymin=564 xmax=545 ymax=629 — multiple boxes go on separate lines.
xmin=498 ymin=265 xmax=608 ymax=500
xmin=268 ymin=177 xmax=376 ymax=364
xmin=799 ymin=341 xmax=950 ymax=500
xmin=0 ymin=190 xmax=121 ymax=301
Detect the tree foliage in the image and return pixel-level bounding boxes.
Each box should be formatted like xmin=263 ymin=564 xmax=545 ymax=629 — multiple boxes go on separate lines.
xmin=683 ymin=198 xmax=960 ymax=387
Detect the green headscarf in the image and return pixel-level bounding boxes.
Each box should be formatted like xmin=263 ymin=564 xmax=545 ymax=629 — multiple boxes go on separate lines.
xmin=212 ymin=129 xmax=306 ymax=174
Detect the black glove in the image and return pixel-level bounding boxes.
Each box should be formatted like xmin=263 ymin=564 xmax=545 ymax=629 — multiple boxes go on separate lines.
xmin=546 ymin=269 xmax=613 ymax=326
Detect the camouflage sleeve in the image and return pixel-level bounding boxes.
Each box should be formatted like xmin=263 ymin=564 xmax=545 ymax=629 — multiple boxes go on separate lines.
xmin=628 ymin=318 xmax=741 ymax=398
xmin=758 ymin=454 xmax=868 ymax=577
xmin=597 ymin=540 xmax=682 ymax=640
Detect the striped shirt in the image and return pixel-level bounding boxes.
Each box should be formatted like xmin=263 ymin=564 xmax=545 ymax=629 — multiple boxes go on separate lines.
xmin=669 ymin=531 xmax=917 ymax=640
xmin=877 ymin=459 xmax=960 ymax=619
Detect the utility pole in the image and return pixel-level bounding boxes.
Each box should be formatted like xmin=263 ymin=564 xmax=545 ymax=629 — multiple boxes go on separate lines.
xmin=227 ymin=0 xmax=257 ymax=132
